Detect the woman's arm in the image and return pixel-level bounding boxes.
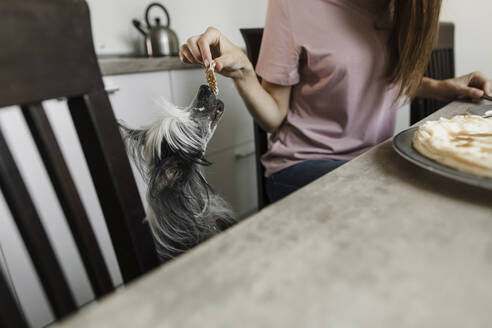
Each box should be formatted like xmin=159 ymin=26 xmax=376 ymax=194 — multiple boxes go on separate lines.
xmin=416 ymin=72 xmax=491 ymax=101
xmin=180 ymin=27 xmax=291 ymax=133
xmin=235 ymin=72 xmax=292 ymax=133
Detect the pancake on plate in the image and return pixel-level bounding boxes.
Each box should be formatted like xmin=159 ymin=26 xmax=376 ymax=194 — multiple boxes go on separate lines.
xmin=412 ymin=115 xmax=492 ymax=178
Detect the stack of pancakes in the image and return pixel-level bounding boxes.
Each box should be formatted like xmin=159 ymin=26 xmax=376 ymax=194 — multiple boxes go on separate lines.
xmin=412 ymin=115 xmax=492 ymax=178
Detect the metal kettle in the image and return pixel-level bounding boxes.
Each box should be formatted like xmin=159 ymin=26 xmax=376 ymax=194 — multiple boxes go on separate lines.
xmin=132 ymin=3 xmax=179 ymax=57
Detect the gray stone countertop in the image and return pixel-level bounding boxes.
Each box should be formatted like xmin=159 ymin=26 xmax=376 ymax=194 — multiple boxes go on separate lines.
xmin=98 ymin=56 xmax=201 ymax=76
xmin=57 ymin=100 xmax=492 ymax=328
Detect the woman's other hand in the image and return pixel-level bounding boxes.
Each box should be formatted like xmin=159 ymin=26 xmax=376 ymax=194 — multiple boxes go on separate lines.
xmin=418 ymin=72 xmax=491 ymax=102
xmin=179 ymin=27 xmax=254 ymax=80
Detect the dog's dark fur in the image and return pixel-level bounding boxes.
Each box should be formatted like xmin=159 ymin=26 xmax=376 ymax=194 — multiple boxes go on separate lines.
xmin=120 ymin=85 xmax=236 ymax=261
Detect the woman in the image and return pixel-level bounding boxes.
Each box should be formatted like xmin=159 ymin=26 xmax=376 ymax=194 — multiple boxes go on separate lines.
xmin=180 ymin=0 xmax=490 ymax=203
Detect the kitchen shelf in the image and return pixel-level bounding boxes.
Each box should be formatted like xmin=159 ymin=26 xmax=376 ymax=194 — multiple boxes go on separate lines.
xmin=98 ymin=56 xmax=201 ymax=76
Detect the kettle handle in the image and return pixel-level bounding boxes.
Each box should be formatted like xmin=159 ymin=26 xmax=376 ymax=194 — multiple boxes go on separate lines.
xmin=145 ymin=3 xmax=171 ymax=28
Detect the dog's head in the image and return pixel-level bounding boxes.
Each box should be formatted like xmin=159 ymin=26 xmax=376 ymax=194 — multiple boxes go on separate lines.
xmin=189 ymin=84 xmax=225 ymax=140
xmin=120 ymin=84 xmax=224 ymax=172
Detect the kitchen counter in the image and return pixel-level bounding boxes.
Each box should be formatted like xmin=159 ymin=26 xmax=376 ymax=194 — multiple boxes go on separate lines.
xmin=57 ymin=100 xmax=492 ymax=327
xmin=98 ymin=56 xmax=201 ymax=76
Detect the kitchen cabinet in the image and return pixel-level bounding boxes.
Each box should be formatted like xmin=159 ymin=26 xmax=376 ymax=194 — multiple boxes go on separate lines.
xmin=204 ymin=141 xmax=258 ymax=219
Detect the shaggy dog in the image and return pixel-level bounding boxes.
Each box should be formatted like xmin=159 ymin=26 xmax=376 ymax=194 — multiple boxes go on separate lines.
xmin=120 ymin=85 xmax=236 ymax=261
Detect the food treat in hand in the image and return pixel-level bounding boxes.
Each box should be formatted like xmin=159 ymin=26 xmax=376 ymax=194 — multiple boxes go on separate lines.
xmin=412 ymin=115 xmax=492 ymax=178
xmin=206 ymin=61 xmax=219 ymax=95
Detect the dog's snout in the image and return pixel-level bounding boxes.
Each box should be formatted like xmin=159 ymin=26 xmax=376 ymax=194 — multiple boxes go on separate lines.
xmin=191 ymin=85 xmax=224 ymax=119
xmin=198 ymin=84 xmax=214 ymax=99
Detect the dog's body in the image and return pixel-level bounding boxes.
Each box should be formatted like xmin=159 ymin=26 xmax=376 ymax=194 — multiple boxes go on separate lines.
xmin=120 ymin=85 xmax=236 ymax=261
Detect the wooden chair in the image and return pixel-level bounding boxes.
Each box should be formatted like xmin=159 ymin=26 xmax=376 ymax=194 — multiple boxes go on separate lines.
xmin=411 ymin=22 xmax=455 ymax=124
xmin=241 ymin=23 xmax=455 ymax=209
xmin=0 ymin=0 xmax=159 ymax=325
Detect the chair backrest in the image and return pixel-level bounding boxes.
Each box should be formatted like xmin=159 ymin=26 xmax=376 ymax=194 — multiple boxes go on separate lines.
xmin=240 ymin=28 xmax=270 ymax=210
xmin=410 ymin=22 xmax=455 ymax=124
xmin=0 ymin=0 xmax=159 ymax=324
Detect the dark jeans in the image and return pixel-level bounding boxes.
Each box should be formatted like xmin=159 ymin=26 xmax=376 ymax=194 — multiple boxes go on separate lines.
xmin=266 ymin=159 xmax=348 ymax=203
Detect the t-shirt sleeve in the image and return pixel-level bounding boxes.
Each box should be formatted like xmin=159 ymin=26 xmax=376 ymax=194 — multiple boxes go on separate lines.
xmin=255 ymin=0 xmax=301 ymax=86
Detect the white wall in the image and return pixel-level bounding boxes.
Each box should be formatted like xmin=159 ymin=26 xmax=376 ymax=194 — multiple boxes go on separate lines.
xmin=440 ymin=0 xmax=492 ymax=78
xmin=87 ymin=0 xmax=268 ymax=55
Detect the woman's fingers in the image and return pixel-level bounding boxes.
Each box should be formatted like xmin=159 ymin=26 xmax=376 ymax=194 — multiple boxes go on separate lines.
xmin=197 ymin=27 xmax=222 ymax=67
xmin=214 ymin=54 xmax=237 ymax=72
xmin=456 ymin=85 xmax=484 ymax=100
xmin=468 ymin=71 xmax=491 ymax=96
xmin=180 ymin=27 xmax=222 ymax=67
xmin=447 ymin=71 xmax=491 ymax=100
xmin=179 ymin=44 xmax=197 ymax=64
xmin=186 ymin=36 xmax=203 ymax=64
xmin=180 ymin=28 xmax=252 ymax=80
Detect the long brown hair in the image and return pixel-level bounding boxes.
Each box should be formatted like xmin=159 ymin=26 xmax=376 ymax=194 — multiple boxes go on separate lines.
xmin=388 ymin=0 xmax=442 ymax=99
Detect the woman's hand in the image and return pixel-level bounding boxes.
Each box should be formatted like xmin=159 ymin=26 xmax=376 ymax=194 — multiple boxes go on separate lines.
xmin=417 ymin=72 xmax=491 ymax=102
xmin=180 ymin=27 xmax=291 ymax=133
xmin=179 ymin=27 xmax=254 ymax=80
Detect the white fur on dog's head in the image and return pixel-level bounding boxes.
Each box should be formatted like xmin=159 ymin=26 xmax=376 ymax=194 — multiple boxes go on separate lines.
xmin=144 ymin=96 xmax=202 ymax=160
xmin=124 ymin=85 xmax=225 ymax=168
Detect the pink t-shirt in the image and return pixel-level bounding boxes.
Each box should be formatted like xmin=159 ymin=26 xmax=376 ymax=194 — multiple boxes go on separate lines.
xmin=256 ymin=0 xmax=399 ymax=177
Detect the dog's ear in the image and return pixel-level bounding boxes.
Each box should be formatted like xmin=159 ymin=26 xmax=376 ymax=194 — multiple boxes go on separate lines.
xmin=118 ymin=121 xmax=149 ymax=175
xmin=119 ymin=122 xmax=146 ymax=148
xmin=119 ymin=121 xmax=144 ymax=140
